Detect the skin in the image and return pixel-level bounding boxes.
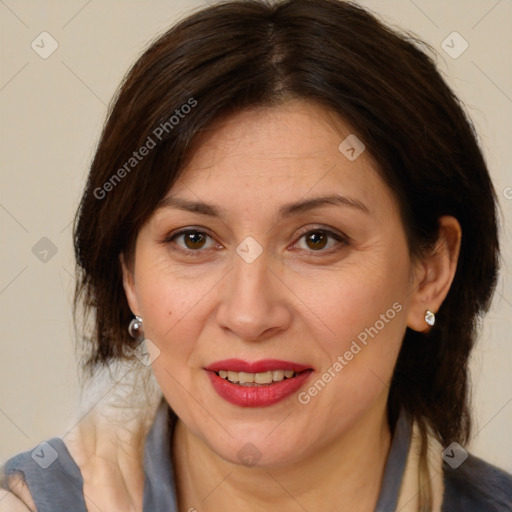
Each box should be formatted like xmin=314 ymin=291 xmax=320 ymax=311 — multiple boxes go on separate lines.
xmin=121 ymin=100 xmax=461 ymax=512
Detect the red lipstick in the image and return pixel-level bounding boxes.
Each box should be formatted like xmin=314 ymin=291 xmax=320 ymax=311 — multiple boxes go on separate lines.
xmin=204 ymin=359 xmax=313 ymax=407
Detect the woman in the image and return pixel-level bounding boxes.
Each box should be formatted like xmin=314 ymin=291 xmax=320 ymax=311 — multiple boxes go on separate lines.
xmin=1 ymin=0 xmax=511 ymax=510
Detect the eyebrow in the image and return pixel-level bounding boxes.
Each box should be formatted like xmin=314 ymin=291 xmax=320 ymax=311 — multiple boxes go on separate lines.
xmin=155 ymin=193 xmax=370 ymax=218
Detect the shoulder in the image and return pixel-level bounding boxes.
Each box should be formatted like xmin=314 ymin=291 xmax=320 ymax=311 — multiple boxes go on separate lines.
xmin=443 ymin=453 xmax=512 ymax=511
xmin=0 ymin=435 xmax=86 ymax=511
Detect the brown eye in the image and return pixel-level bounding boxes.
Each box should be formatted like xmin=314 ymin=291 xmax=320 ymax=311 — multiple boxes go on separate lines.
xmin=304 ymin=231 xmax=328 ymax=250
xmin=294 ymin=228 xmax=347 ymax=254
xmin=183 ymin=231 xmax=207 ymax=250
xmin=167 ymin=229 xmax=216 ymax=254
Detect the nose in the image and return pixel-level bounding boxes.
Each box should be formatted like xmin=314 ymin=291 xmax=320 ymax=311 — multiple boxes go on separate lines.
xmin=215 ymin=249 xmax=293 ymax=342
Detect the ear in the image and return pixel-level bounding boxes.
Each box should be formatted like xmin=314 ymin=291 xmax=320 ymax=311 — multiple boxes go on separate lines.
xmin=406 ymin=216 xmax=461 ymax=332
xmin=120 ymin=252 xmax=140 ymax=316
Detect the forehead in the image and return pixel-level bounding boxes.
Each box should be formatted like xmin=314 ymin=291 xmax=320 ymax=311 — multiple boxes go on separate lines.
xmin=161 ymin=100 xmax=398 ymax=220
xmin=183 ymin=101 xmax=354 ymax=175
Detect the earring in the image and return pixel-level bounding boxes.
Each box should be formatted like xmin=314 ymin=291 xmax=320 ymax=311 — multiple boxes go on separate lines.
xmin=128 ymin=315 xmax=144 ymax=340
xmin=424 ymin=310 xmax=436 ymax=327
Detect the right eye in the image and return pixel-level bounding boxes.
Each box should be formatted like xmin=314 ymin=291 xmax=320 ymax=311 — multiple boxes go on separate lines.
xmin=164 ymin=229 xmax=219 ymax=256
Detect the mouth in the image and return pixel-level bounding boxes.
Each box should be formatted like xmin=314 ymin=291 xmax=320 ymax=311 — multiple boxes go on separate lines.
xmin=204 ymin=359 xmax=313 ymax=407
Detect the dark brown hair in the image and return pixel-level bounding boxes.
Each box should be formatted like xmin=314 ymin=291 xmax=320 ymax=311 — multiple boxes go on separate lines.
xmin=74 ymin=0 xmax=499 ymax=496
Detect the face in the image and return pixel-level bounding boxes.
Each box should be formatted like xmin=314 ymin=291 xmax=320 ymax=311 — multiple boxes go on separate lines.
xmin=122 ymin=100 xmax=418 ymax=467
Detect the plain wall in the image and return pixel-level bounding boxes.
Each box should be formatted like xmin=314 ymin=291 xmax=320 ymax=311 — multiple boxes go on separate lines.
xmin=1 ymin=0 xmax=511 ymax=473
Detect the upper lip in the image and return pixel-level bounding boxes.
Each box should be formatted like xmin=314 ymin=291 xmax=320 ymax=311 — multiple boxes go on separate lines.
xmin=204 ymin=359 xmax=312 ymax=373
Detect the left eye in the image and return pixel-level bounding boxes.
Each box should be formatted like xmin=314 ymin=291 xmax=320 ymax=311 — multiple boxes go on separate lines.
xmin=294 ymin=229 xmax=345 ymax=252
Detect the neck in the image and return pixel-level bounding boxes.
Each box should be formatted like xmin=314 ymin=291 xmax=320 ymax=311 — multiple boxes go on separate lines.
xmin=172 ymin=400 xmax=392 ymax=512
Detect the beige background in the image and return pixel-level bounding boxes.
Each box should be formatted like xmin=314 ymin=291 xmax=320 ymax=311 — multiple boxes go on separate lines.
xmin=1 ymin=0 xmax=511 ymax=473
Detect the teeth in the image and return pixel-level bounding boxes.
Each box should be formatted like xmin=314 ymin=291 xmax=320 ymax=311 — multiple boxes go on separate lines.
xmin=254 ymin=371 xmax=273 ymax=384
xmin=238 ymin=372 xmax=255 ymax=384
xmin=272 ymin=370 xmax=285 ymax=382
xmin=217 ymin=369 xmax=297 ymax=385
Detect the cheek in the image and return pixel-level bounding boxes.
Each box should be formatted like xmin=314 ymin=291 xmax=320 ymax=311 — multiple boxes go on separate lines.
xmin=136 ymin=265 xmax=203 ymax=411
xmin=294 ymin=249 xmax=409 ymax=377
xmin=134 ymin=250 xmax=203 ymax=336
xmin=293 ymin=262 xmax=407 ymax=434
xmin=133 ymin=252 xmax=223 ymax=377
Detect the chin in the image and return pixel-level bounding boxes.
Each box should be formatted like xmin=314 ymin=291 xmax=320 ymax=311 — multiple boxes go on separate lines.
xmin=205 ymin=432 xmax=309 ymax=469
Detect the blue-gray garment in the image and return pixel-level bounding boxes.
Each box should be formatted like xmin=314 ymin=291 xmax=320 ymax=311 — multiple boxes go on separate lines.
xmin=1 ymin=399 xmax=511 ymax=511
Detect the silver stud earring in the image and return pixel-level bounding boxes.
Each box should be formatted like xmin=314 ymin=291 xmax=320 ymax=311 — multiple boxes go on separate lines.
xmin=128 ymin=315 xmax=144 ymax=340
xmin=425 ymin=310 xmax=436 ymax=327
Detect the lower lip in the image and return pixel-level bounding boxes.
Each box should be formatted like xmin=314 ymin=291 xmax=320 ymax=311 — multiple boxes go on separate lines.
xmin=205 ymin=370 xmax=313 ymax=407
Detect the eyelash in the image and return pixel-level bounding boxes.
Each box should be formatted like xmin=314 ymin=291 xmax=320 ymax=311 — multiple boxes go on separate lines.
xmin=161 ymin=226 xmax=348 ymax=258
